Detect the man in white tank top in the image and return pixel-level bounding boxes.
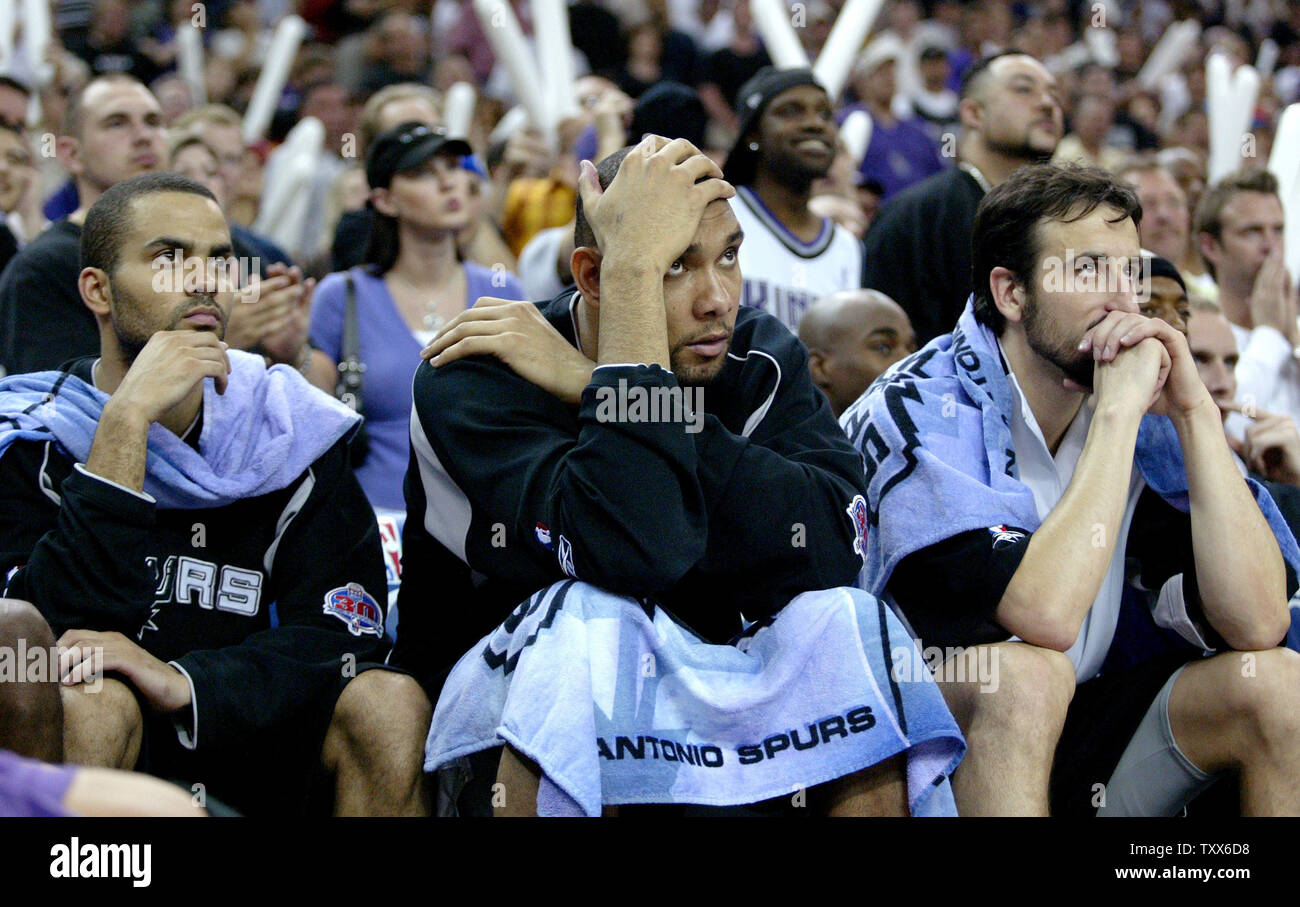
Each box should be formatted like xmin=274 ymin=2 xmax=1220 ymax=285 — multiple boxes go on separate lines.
xmin=722 ymin=68 xmax=864 ymax=333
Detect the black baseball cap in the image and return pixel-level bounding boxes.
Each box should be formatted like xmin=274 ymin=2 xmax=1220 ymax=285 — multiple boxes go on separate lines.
xmin=366 ymin=121 xmax=473 ymax=189
xmin=722 ymin=67 xmax=827 ymax=187
xmin=1145 ymin=253 xmax=1187 ymax=293
xmin=629 ymin=81 xmax=708 ymax=149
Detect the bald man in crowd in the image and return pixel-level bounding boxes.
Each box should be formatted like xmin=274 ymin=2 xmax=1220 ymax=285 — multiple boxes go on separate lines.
xmin=799 ymin=289 xmax=917 ymax=418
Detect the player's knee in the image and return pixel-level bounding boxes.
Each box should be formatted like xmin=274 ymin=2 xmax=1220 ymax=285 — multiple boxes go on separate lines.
xmin=63 ymin=676 xmax=140 ymax=720
xmin=0 ymin=598 xmax=55 ymax=648
xmin=330 ymin=670 xmax=431 ymax=754
xmin=0 ymin=678 xmax=61 ymax=732
xmin=100 ymin=678 xmax=143 ymax=734
xmin=969 ymin=643 xmax=1075 ymax=738
xmin=61 ymin=678 xmax=143 ymax=757
xmin=0 ymin=600 xmax=62 ymax=758
xmin=1222 ymin=647 xmax=1300 ymax=754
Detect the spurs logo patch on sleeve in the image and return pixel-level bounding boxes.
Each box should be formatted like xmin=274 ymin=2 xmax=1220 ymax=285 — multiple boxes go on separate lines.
xmin=323 ymin=583 xmax=384 ymax=637
xmin=557 ymin=535 xmax=577 ymax=578
xmin=988 ymin=525 xmax=1025 ymax=549
xmin=846 ymin=495 xmax=869 ymax=559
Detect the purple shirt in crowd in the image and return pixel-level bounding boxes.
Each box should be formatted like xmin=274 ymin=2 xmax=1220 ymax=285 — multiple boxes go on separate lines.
xmin=310 ymin=263 xmax=527 ymax=511
xmin=839 ymin=103 xmax=946 ymax=201
xmin=0 ymin=748 xmax=75 ymax=817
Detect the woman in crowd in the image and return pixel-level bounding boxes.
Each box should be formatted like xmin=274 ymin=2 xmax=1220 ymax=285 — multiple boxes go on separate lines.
xmin=309 ymin=121 xmax=526 ymax=511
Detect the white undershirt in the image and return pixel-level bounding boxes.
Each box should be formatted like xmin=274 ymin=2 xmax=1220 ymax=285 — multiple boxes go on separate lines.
xmin=1000 ymin=340 xmax=1146 ymax=682
xmin=1228 ymin=320 xmax=1300 ymax=436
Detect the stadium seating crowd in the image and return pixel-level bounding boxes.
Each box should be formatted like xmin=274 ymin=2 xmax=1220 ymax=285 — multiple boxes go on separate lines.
xmin=2 ymin=0 xmax=1300 ymax=818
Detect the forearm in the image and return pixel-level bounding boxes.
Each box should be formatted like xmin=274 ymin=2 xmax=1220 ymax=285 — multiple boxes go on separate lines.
xmin=175 ymin=629 xmax=366 ymax=746
xmin=546 ymin=367 xmax=708 ymax=591
xmin=595 ymin=118 xmax=626 ymax=162
xmin=697 ymin=422 xmax=866 ymax=595
xmin=84 ymin=403 xmax=149 ymax=493
xmin=420 ymin=361 xmax=706 ymax=593
xmin=996 ymin=403 xmax=1143 ymax=649
xmin=1176 ymin=404 xmax=1289 ymax=648
xmin=175 ymin=449 xmax=388 ymax=743
xmin=595 ymin=259 xmax=671 ymax=368
xmin=304 ymin=350 xmax=337 ymax=393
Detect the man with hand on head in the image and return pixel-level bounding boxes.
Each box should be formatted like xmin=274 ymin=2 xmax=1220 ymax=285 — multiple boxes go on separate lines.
xmin=396 ymin=135 xmax=964 ymax=817
xmin=0 ymin=172 xmax=432 ymax=816
xmin=846 ymin=163 xmax=1300 ymax=816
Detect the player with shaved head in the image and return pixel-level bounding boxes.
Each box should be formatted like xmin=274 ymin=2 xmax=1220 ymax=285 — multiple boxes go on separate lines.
xmin=799 ymin=289 xmax=917 ymax=417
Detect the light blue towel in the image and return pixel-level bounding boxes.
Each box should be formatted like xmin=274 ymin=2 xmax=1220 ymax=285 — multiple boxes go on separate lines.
xmin=0 ymin=351 xmax=361 ymax=509
xmin=425 ymin=580 xmax=965 ymax=816
xmin=842 ymin=299 xmax=1300 ymax=597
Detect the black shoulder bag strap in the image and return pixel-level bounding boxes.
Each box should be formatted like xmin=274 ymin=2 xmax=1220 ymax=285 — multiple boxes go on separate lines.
xmin=335 ymin=273 xmax=369 ymax=462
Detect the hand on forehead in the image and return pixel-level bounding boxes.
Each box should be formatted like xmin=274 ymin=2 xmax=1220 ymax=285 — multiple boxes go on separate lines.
xmin=579 ymin=135 xmax=735 ymax=268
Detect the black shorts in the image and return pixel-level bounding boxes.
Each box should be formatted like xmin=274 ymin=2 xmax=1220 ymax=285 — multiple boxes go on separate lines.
xmin=131 ymin=662 xmax=400 ymax=817
xmin=1049 ymin=652 xmax=1194 ymax=816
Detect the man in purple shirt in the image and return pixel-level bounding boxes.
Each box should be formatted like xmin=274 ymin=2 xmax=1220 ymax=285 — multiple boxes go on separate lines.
xmin=839 ymin=40 xmax=945 ymax=201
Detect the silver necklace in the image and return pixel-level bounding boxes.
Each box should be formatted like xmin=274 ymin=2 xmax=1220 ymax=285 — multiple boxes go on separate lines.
xmin=958 ymin=162 xmax=992 ymax=194
xmin=390 ymin=272 xmax=447 ymax=332
xmin=422 ymin=309 xmax=446 ymax=332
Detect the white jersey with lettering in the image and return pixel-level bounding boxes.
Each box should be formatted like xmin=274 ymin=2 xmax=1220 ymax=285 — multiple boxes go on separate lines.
xmin=730 ymin=185 xmax=864 ymax=332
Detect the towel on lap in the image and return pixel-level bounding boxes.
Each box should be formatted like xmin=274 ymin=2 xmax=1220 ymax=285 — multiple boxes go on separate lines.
xmin=425 ymin=580 xmax=965 ymax=816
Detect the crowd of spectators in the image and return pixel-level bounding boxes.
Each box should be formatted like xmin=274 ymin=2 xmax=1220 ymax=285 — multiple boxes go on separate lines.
xmin=3 ymin=0 xmax=1300 ymax=819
